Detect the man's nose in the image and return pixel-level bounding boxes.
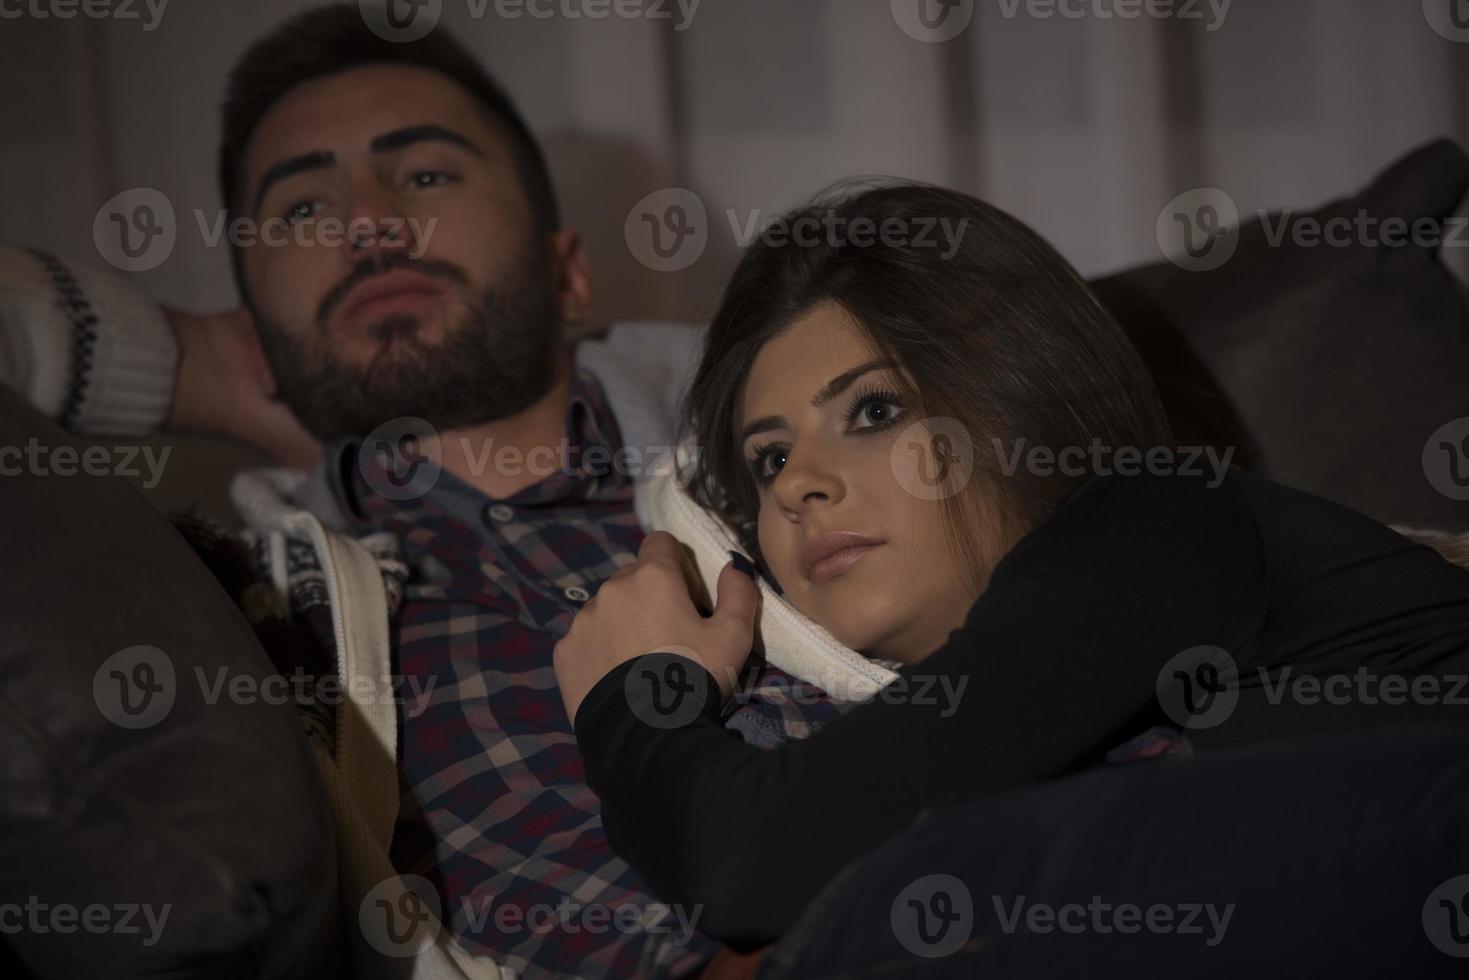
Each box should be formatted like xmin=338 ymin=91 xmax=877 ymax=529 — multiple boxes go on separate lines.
xmin=340 ymin=187 xmax=417 ymax=263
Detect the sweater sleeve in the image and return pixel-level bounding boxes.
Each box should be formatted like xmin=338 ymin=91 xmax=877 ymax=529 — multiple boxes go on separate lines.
xmin=0 ymin=246 xmax=177 ymax=435
xmin=574 ymin=470 xmax=1268 ymax=948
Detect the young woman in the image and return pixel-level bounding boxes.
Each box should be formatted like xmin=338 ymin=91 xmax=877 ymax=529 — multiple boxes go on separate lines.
xmin=551 ymin=184 xmax=1469 ymax=972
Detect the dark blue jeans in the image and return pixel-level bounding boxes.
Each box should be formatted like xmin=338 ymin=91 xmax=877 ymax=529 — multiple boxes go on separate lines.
xmin=757 ymin=726 xmax=1469 ymax=978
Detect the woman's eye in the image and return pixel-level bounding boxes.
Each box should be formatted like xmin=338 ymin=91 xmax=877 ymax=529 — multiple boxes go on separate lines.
xmin=749 ymin=444 xmax=788 ymax=483
xmin=851 ymin=397 xmax=904 ymax=430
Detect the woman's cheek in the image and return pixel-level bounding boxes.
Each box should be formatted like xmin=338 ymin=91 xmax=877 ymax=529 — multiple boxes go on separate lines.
xmin=757 ymin=509 xmax=799 ymax=596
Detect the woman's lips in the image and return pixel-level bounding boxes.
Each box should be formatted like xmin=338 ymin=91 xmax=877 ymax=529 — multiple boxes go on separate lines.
xmin=801 ymin=531 xmax=884 ymax=584
xmin=807 ymin=543 xmax=880 ymax=585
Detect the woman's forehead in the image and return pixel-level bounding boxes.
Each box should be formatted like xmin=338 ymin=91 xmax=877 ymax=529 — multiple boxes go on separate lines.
xmin=739 ymin=306 xmax=881 ymax=420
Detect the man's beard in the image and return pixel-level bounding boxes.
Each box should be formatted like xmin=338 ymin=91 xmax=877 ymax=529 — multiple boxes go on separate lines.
xmin=255 ymin=246 xmax=563 ymax=441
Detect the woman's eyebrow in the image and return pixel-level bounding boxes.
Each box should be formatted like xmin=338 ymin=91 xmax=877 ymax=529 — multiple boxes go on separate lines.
xmin=811 ymin=359 xmax=895 ymax=408
xmin=738 ymin=359 xmax=896 ymax=447
xmin=738 ymin=415 xmax=785 ymax=446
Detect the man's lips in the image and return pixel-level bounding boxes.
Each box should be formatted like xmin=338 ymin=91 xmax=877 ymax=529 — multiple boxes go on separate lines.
xmin=801 ymin=531 xmax=884 ymax=585
xmin=337 ymin=270 xmax=446 ymax=326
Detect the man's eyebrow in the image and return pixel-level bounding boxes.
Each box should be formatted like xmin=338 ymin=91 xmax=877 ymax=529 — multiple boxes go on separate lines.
xmin=250 ymin=126 xmax=482 ymax=214
xmin=252 ymin=150 xmax=336 ymax=214
xmin=737 ymin=359 xmax=897 ymax=446
xmin=369 ymin=124 xmax=483 ymax=156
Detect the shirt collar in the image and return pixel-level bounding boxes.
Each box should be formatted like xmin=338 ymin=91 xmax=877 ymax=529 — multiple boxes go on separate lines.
xmin=324 ymin=366 xmax=630 ymax=533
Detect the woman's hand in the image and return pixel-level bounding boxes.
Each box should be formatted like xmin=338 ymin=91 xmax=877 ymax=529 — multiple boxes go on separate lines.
xmin=554 ymin=531 xmax=760 ymax=725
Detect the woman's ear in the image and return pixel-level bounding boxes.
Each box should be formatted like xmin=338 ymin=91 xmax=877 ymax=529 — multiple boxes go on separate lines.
xmin=548 ymin=228 xmax=592 ymax=328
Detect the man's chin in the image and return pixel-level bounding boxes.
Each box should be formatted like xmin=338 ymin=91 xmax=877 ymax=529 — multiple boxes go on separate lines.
xmin=352 ymin=309 xmax=451 ymax=348
xmin=323 ymin=316 xmax=453 ymax=378
xmin=270 ymin=281 xmax=561 ymax=442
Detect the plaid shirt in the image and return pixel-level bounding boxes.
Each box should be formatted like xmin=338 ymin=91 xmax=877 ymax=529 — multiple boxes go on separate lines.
xmin=323 ymin=367 xmax=847 ymax=979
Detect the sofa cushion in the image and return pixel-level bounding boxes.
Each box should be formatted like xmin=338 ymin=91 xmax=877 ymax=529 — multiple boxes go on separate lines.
xmin=1092 ymin=139 xmax=1469 ymax=530
xmin=0 ymin=384 xmax=338 ymax=977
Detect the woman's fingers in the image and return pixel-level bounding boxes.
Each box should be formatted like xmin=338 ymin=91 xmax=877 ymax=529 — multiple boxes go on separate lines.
xmin=636 ymin=529 xmax=683 ymax=566
xmin=635 ymin=530 xmax=711 ymax=611
xmin=712 ymin=558 xmax=760 ymax=652
xmin=677 ymin=541 xmax=713 ymax=614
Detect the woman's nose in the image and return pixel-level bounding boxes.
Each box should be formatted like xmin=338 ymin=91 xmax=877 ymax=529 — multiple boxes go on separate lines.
xmin=771 ymin=447 xmax=846 ymax=515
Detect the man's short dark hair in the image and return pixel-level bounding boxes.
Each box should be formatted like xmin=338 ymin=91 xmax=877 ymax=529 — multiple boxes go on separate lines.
xmin=219 ymin=3 xmax=560 ymax=233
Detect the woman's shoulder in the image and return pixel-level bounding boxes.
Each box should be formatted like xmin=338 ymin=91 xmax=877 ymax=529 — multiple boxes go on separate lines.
xmin=1039 ymin=464 xmax=1258 ymax=541
xmin=1034 ymin=465 xmax=1437 ymax=575
xmin=989 ymin=466 xmax=1267 ymax=601
xmin=971 ymin=465 xmax=1271 ymax=661
xmin=1034 ymin=466 xmax=1469 ymax=636
xmin=1225 ymin=468 xmax=1469 ymax=605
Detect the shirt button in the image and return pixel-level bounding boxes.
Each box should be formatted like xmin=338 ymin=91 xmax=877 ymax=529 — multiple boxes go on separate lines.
xmin=564 ymin=586 xmax=590 ymax=603
xmin=486 ymin=504 xmax=514 ymax=523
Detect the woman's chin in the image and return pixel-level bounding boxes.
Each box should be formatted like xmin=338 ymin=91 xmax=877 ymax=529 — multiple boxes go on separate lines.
xmin=824 ymin=605 xmax=941 ymax=666
xmin=785 ymin=581 xmax=919 ymax=661
xmin=818 ymin=609 xmax=901 ymax=660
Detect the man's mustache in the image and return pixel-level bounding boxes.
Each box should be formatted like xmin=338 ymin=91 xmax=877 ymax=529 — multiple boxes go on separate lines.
xmin=316 ymin=254 xmax=470 ymax=328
